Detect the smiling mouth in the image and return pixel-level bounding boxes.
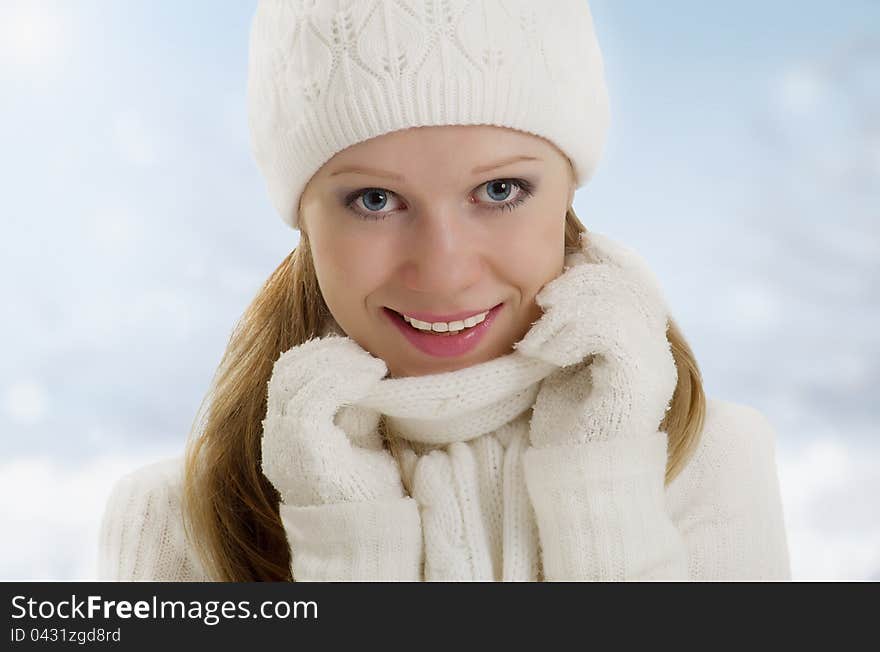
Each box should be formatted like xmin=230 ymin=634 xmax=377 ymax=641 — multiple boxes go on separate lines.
xmin=385 ymin=309 xmax=470 ymax=336
xmin=386 ymin=304 xmax=500 ymax=335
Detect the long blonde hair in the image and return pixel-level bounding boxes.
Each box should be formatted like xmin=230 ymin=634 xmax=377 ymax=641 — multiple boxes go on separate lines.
xmin=182 ymin=206 xmax=706 ymax=581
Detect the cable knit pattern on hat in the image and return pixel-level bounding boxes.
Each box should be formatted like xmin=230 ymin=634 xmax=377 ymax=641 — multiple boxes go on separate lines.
xmin=247 ymin=0 xmax=611 ymax=229
xmin=97 ymin=231 xmax=792 ymax=582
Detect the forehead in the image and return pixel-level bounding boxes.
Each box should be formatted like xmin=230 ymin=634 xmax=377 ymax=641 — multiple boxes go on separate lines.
xmin=322 ymin=124 xmax=557 ymax=172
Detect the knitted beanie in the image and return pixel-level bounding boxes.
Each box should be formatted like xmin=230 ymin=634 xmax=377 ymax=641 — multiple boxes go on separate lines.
xmin=247 ymin=0 xmax=611 ymax=230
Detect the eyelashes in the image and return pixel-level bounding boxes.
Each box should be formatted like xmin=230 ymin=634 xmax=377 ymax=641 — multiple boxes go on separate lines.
xmin=344 ymin=178 xmax=535 ymax=222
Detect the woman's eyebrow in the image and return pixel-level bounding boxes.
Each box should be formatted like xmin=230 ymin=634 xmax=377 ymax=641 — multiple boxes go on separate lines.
xmin=329 ymin=155 xmax=542 ymax=181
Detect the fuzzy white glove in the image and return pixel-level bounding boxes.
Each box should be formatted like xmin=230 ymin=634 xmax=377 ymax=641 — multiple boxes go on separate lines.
xmin=514 ymin=231 xmax=678 ymax=446
xmin=260 ymin=335 xmax=406 ymax=507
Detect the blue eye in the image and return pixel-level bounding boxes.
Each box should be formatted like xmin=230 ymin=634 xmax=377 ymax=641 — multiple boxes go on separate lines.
xmin=345 ymin=178 xmax=535 ymax=222
xmin=359 ymin=188 xmax=397 ymax=214
xmin=484 ymin=179 xmax=517 ymax=202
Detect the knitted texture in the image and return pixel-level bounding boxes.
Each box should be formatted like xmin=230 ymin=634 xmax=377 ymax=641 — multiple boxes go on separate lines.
xmin=515 ymin=230 xmax=679 ymax=446
xmin=247 ymin=0 xmax=611 ymax=229
xmin=260 ymin=335 xmax=406 ymax=506
xmin=96 ymin=458 xmax=207 ymax=581
xmin=97 ymin=231 xmax=792 ymax=581
xmin=279 ymin=496 xmax=423 ymax=581
xmin=97 ymin=401 xmax=792 ymax=581
xmin=357 ymin=351 xmax=554 ymax=580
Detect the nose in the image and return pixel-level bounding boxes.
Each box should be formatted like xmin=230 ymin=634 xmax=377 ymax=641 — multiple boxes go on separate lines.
xmin=399 ymin=209 xmax=484 ymax=297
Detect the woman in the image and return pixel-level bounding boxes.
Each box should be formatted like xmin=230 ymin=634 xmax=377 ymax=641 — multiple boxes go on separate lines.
xmin=97 ymin=0 xmax=791 ymax=581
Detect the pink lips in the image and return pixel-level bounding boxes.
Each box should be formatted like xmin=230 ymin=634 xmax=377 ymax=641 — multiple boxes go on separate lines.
xmin=384 ymin=303 xmax=504 ymax=358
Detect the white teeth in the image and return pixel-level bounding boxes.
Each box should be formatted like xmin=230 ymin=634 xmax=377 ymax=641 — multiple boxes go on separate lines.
xmin=402 ymin=309 xmax=489 ymax=333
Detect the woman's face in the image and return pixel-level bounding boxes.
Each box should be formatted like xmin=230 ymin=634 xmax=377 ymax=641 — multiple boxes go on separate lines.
xmin=300 ymin=124 xmax=576 ymax=378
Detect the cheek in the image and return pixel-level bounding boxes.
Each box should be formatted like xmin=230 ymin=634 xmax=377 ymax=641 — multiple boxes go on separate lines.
xmin=495 ymin=206 xmax=565 ymax=290
xmin=313 ymin=232 xmax=391 ymax=305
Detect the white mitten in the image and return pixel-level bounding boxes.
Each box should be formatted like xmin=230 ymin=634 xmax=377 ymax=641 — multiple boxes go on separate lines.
xmin=260 ymin=335 xmax=406 ymax=506
xmin=514 ymin=231 xmax=678 ymax=446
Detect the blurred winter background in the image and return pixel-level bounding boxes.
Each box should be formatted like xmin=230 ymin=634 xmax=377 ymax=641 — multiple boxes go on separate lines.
xmin=1 ymin=0 xmax=877 ymax=581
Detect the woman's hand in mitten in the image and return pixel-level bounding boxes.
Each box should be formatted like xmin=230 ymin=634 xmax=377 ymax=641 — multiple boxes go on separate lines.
xmin=260 ymin=335 xmax=405 ymax=507
xmin=514 ymin=231 xmax=678 ymax=446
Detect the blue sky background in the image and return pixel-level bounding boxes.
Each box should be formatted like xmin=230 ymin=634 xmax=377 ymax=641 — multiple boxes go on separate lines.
xmin=1 ymin=0 xmax=877 ymax=581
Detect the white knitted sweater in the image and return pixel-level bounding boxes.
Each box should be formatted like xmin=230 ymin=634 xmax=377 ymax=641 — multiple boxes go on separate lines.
xmin=97 ymin=335 xmax=791 ymax=581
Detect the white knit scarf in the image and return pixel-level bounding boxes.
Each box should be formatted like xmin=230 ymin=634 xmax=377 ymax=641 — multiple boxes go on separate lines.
xmin=367 ymin=350 xmax=560 ymax=581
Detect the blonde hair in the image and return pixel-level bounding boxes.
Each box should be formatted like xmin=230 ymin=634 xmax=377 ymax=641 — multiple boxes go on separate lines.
xmin=182 ymin=206 xmax=706 ymax=581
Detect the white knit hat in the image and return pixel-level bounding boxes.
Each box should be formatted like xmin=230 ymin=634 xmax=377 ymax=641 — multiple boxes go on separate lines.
xmin=247 ymin=0 xmax=611 ymax=230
